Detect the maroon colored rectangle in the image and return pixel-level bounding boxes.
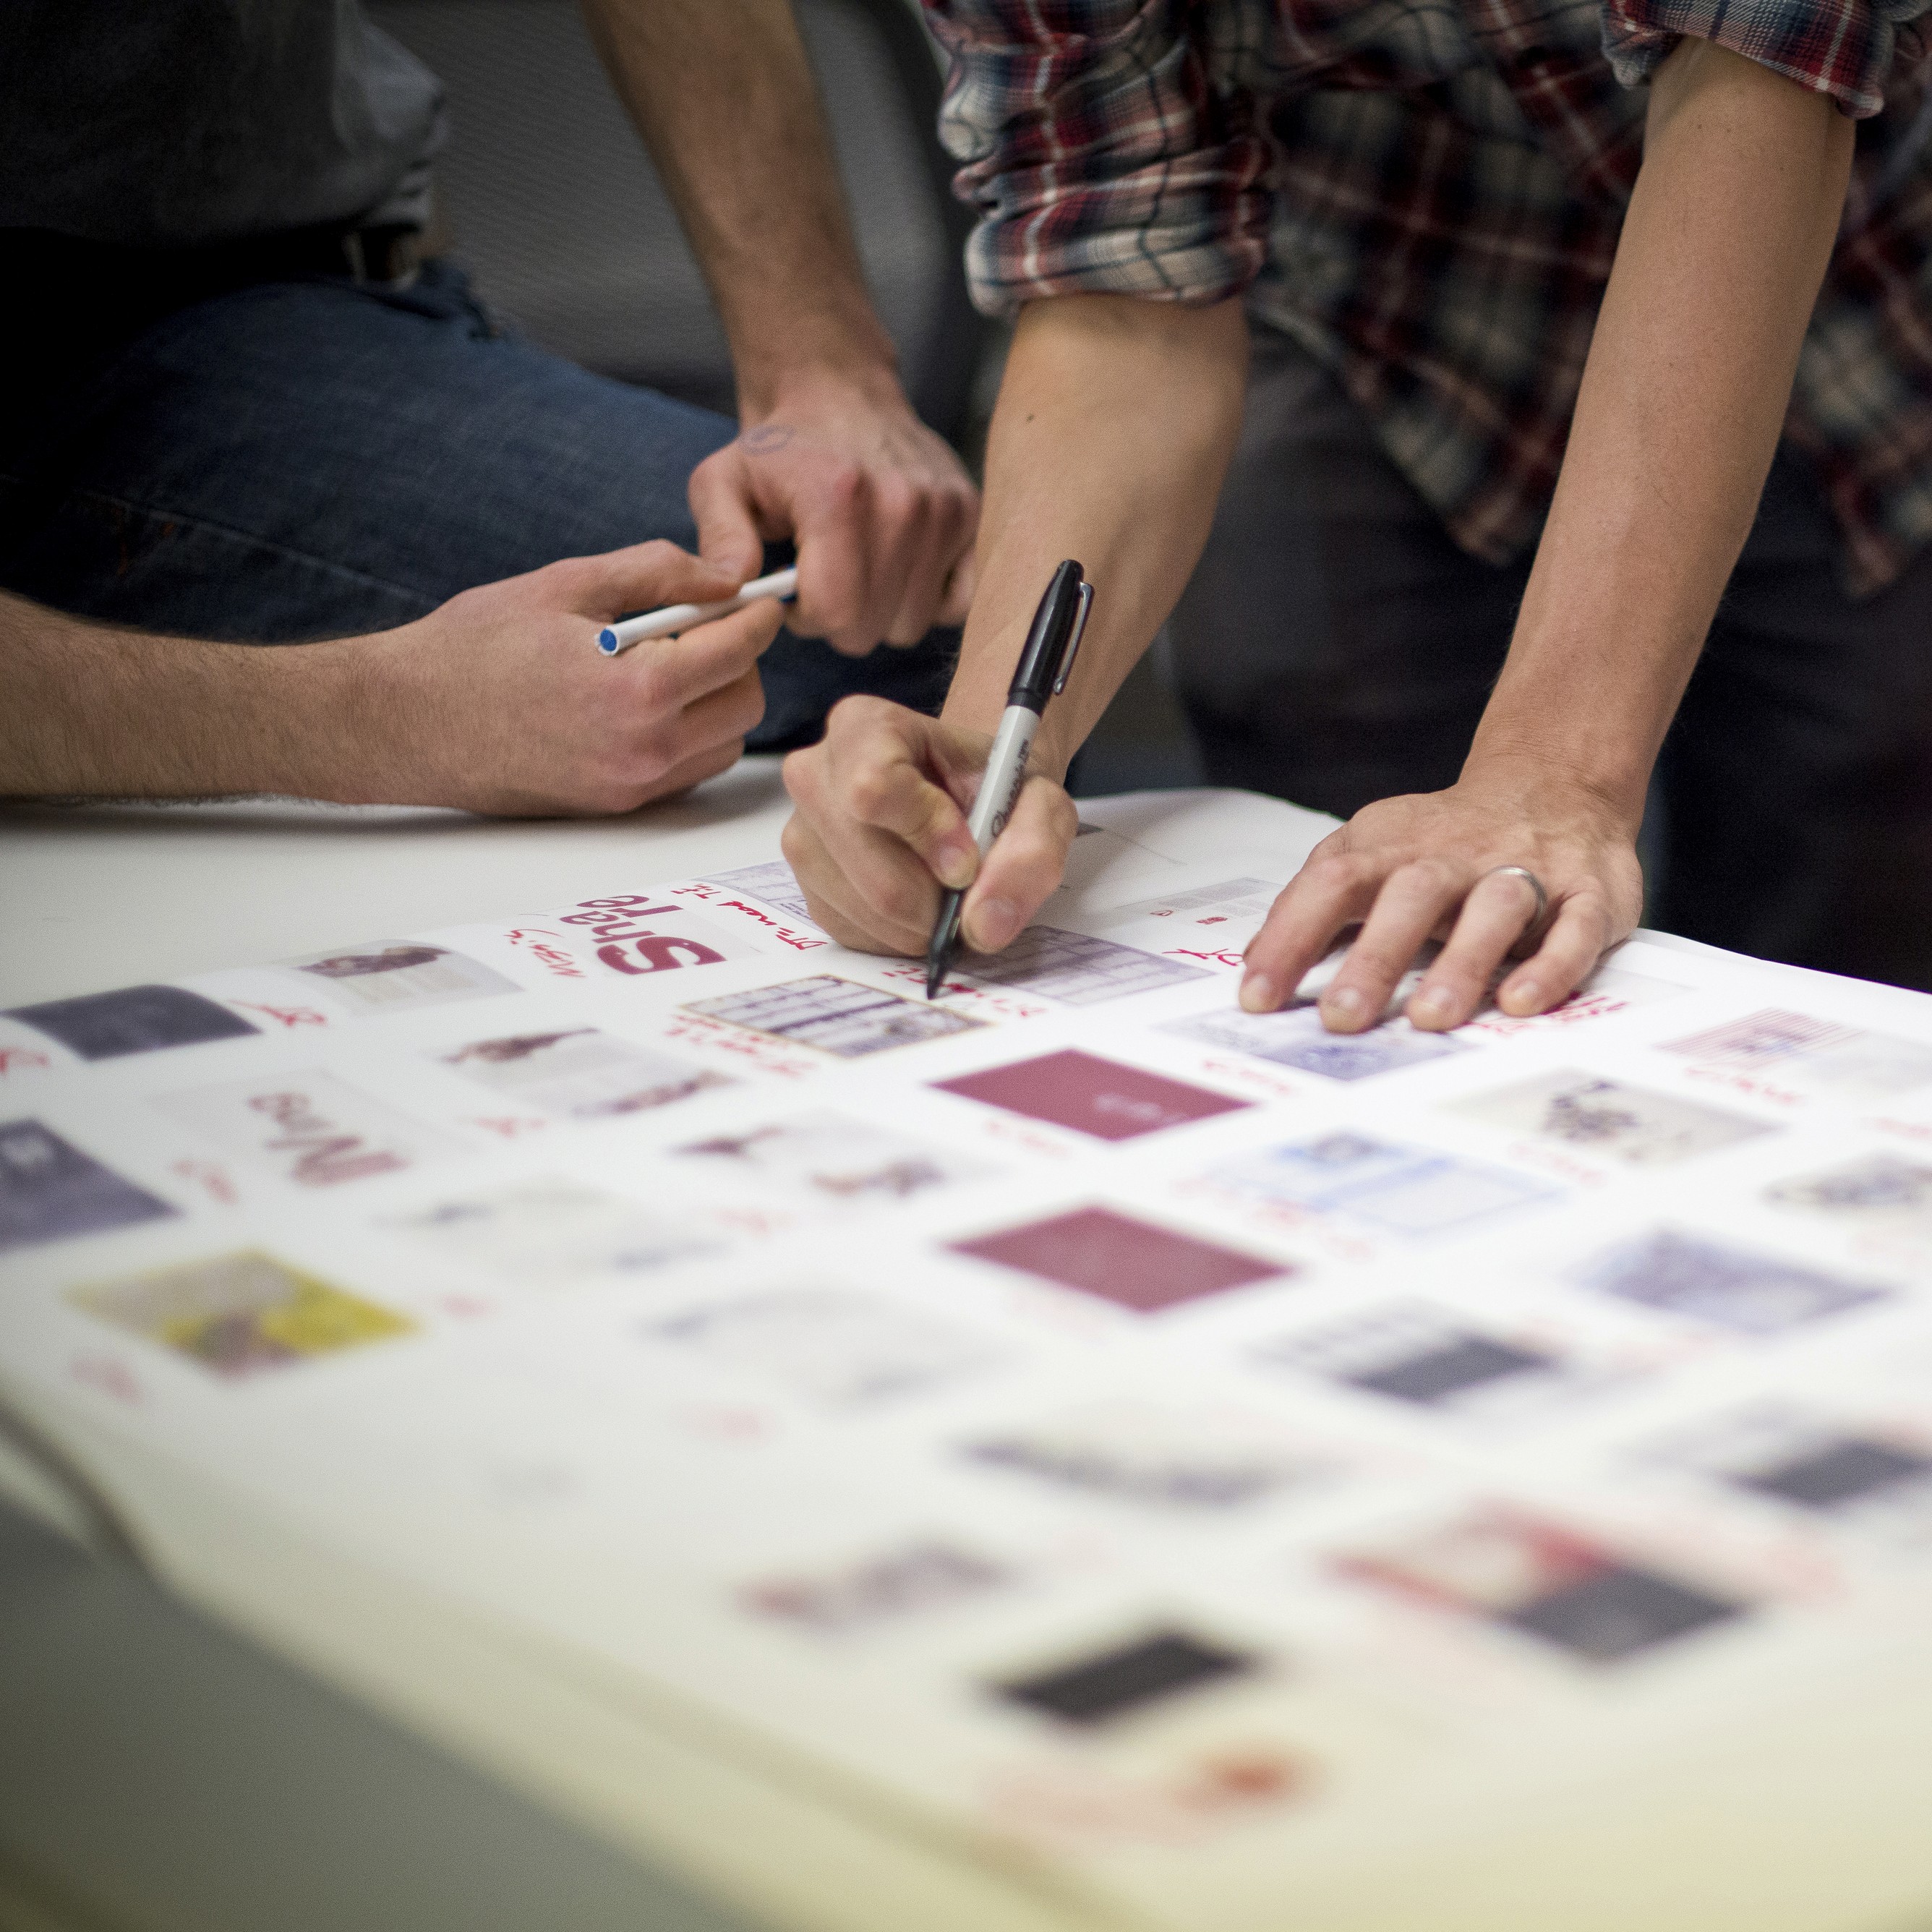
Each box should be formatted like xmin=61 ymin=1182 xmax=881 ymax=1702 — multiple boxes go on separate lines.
xmin=932 ymin=1048 xmax=1248 ymax=1142
xmin=951 ymin=1205 xmax=1288 ymax=1312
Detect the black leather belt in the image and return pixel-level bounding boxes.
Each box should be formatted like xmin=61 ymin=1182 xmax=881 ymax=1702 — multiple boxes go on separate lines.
xmin=9 ymin=222 xmax=432 ymax=398
xmin=10 ymin=220 xmax=426 ymax=312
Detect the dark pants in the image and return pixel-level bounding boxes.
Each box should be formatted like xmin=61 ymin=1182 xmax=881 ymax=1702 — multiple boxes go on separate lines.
xmin=1171 ymin=328 xmax=1932 ymax=991
xmin=0 ymin=255 xmax=952 ymax=753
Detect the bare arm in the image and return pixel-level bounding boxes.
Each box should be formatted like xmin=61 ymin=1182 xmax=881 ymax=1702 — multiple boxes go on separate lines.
xmin=582 ymin=0 xmax=978 ymax=652
xmin=0 ymin=546 xmax=780 ymax=811
xmin=1241 ymin=37 xmax=1855 ymax=1027
xmin=781 ymin=296 xmax=1247 ymax=954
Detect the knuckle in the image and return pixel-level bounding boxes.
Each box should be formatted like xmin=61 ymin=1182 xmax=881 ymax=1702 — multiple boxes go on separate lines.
xmin=1403 ymin=855 xmax=1461 ymax=894
xmin=827 ymin=693 xmax=889 ymax=739
xmin=733 ymin=678 xmax=767 ymax=737
xmin=870 ymin=871 xmax=928 ymax=931
xmin=1304 ymin=851 xmax=1364 ymax=894
xmin=780 ymin=746 xmax=822 ymax=808
xmin=846 ymin=760 xmax=902 ymax=824
xmin=632 ymin=666 xmax=672 ymax=717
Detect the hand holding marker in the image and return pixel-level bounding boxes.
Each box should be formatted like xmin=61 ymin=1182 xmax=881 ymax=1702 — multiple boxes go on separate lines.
xmin=926 ymin=560 xmax=1093 ymax=999
xmin=597 ymin=566 xmax=799 ymax=656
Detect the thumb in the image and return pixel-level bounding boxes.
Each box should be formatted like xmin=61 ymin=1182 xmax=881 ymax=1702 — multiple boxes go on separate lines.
xmin=564 ymin=539 xmax=740 ymax=617
xmin=688 ymin=445 xmax=769 ymax=585
xmin=962 ymin=774 xmax=1080 ymax=954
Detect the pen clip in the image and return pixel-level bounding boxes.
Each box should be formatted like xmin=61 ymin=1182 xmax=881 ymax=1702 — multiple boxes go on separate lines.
xmin=1052 ymin=580 xmax=1093 ymax=695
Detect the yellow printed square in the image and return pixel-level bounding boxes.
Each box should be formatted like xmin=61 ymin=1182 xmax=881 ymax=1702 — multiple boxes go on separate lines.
xmin=71 ymin=1249 xmax=414 ymax=1377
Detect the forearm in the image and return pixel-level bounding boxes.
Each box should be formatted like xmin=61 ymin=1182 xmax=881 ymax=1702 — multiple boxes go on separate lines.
xmin=0 ymin=596 xmax=391 ymax=800
xmin=1471 ymin=38 xmax=1855 ymax=819
xmin=581 ymin=0 xmax=894 ymax=415
xmin=941 ymin=294 xmax=1250 ymax=771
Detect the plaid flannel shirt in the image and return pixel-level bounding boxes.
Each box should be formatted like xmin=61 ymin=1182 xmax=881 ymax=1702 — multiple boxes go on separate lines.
xmin=926 ymin=0 xmax=1932 ymax=594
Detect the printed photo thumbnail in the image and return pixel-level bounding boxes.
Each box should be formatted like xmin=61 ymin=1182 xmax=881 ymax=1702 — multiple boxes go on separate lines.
xmin=992 ymin=1625 xmax=1262 ymax=1728
xmin=685 ymin=976 xmax=982 ymax=1058
xmin=1165 ymin=1006 xmax=1469 ymax=1082
xmin=440 ymin=1027 xmax=728 ymax=1120
xmin=381 ymin=1178 xmax=722 ymax=1288
xmin=963 ymin=1399 xmax=1330 ymax=1510
xmin=1766 ymin=1153 xmax=1932 ymax=1247
xmin=950 ymin=1204 xmax=1288 ymax=1314
xmin=5 ymin=985 xmax=257 ymax=1061
xmin=741 ymin=1538 xmax=1014 ymax=1638
xmin=1449 ymin=1072 xmax=1775 ymax=1168
xmin=282 ymin=941 xmax=518 ymax=1012
xmin=649 ymin=1287 xmax=1004 ymax=1408
xmin=1662 ymin=1009 xmax=1932 ymax=1101
xmin=0 ymin=1119 xmax=176 ymax=1252
xmin=934 ymin=1049 xmax=1249 ymax=1143
xmin=1253 ymin=1301 xmax=1590 ymax=1422
xmin=69 ymin=1249 xmax=414 ymax=1377
xmin=1335 ymin=1506 xmax=1750 ymax=1665
xmin=675 ymin=1111 xmax=993 ymax=1206
xmin=1203 ymin=1133 xmax=1556 ymax=1239
xmin=957 ymin=927 xmax=1211 ymax=1006
xmin=1570 ymin=1228 xmax=1892 ymax=1335
xmin=1646 ymin=1404 xmax=1932 ymax=1533
xmin=701 ymin=861 xmax=820 ymax=926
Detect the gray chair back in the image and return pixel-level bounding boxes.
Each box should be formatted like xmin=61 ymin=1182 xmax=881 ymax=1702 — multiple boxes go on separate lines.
xmin=367 ymin=0 xmax=985 ymax=444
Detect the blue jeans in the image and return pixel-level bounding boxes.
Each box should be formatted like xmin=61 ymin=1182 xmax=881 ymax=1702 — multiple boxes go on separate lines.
xmin=1171 ymin=328 xmax=1932 ymax=992
xmin=0 ymin=257 xmax=954 ymax=751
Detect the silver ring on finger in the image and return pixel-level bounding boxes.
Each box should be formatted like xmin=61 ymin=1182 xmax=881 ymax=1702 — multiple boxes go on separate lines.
xmin=1484 ymin=863 xmax=1549 ymax=933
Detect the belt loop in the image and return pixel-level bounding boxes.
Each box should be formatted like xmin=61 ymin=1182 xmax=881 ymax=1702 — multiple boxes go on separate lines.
xmin=342 ymin=230 xmax=367 ymax=283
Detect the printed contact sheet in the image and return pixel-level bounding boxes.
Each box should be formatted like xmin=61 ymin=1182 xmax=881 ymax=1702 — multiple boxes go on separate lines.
xmin=6 ymin=806 xmax=1932 ymax=1931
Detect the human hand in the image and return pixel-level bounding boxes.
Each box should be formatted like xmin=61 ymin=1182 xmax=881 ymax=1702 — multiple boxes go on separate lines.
xmin=1239 ymin=762 xmax=1646 ymax=1031
xmin=374 ymin=541 xmax=782 ymax=815
xmin=780 ymin=696 xmax=1078 ymax=954
xmin=688 ymin=378 xmax=980 ymax=657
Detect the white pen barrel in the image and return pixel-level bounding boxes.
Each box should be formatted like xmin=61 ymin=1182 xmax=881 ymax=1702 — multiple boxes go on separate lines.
xmin=967 ymin=706 xmax=1039 ymax=852
xmin=599 ymin=566 xmax=799 ymax=654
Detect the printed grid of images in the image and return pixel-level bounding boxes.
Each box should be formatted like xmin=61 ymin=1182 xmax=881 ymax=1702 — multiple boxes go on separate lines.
xmin=16 ymin=876 xmax=1932 ymax=1865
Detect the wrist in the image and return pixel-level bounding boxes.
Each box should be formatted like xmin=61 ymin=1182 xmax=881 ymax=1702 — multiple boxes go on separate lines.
xmin=732 ymin=322 xmax=905 ymax=426
xmin=1458 ymin=731 xmax=1649 ymax=836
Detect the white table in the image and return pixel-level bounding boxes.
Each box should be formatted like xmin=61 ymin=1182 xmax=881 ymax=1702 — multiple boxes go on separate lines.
xmin=8 ymin=772 xmax=1932 ymax=1932
xmin=0 ymin=761 xmax=798 ymax=1008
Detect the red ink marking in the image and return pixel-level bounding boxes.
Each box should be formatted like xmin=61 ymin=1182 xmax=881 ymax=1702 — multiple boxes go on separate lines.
xmin=170 ymin=1158 xmax=238 ymax=1205
xmin=73 ymin=1354 xmax=143 ymax=1406
xmin=231 ymin=1002 xmax=328 ymax=1030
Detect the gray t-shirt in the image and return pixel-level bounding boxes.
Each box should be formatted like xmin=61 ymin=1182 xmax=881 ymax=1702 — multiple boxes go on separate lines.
xmin=2 ymin=0 xmax=445 ymax=247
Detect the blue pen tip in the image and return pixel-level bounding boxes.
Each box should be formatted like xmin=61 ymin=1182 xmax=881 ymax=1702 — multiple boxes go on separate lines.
xmin=597 ymin=629 xmax=620 ymax=655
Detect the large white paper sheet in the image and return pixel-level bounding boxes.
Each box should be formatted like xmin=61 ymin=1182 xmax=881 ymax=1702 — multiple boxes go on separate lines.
xmin=3 ymin=792 xmax=1932 ymax=1929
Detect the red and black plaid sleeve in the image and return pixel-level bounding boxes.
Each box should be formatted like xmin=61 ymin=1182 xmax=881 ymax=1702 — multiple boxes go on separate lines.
xmin=924 ymin=0 xmax=1277 ymax=313
xmin=1601 ymin=0 xmax=1931 ymax=116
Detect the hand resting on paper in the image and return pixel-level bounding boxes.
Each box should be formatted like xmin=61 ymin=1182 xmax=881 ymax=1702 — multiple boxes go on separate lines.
xmin=781 ymin=696 xmax=1078 ymax=955
xmin=0 ymin=542 xmax=782 ymax=813
xmin=1239 ymin=757 xmax=1646 ymax=1033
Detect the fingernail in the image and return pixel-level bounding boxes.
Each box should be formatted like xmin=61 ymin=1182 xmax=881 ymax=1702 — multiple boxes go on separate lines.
xmin=1410 ymin=986 xmax=1452 ymax=1027
xmin=935 ymin=832 xmax=978 ymax=891
xmin=967 ymin=897 xmax=1020 ymax=952
xmin=1239 ymin=973 xmax=1277 ymax=1014
xmin=1322 ymin=984 xmax=1366 ymax=1026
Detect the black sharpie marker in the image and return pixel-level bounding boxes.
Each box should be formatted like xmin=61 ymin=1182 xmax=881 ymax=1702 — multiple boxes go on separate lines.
xmin=925 ymin=560 xmax=1093 ymax=999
